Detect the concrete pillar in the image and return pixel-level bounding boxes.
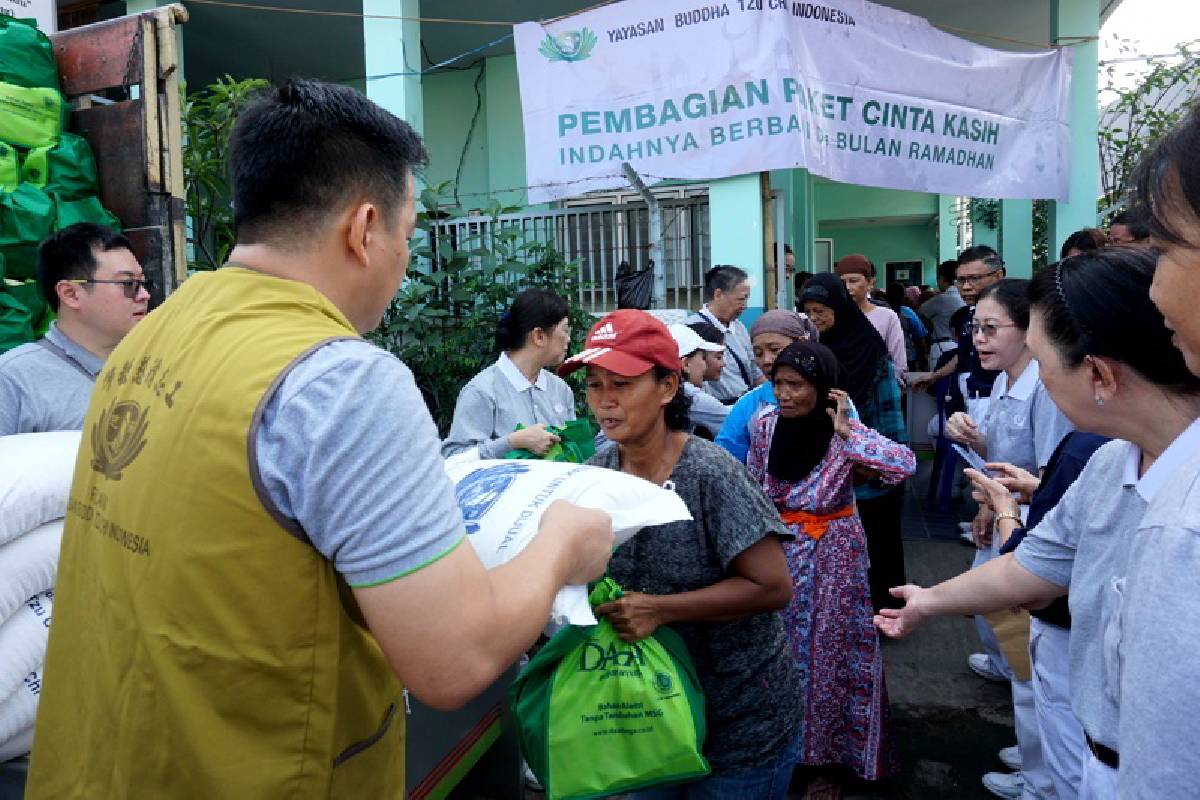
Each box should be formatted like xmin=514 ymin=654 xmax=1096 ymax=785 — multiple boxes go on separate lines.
xmin=363 ymin=0 xmax=423 ymax=132
xmin=710 ymin=173 xmax=765 ymax=326
xmin=938 ymin=194 xmax=959 ymax=263
xmin=790 ymin=169 xmax=815 ymax=293
xmin=1050 ymin=0 xmax=1100 ymax=256
xmin=1000 ymin=199 xmax=1034 ymax=278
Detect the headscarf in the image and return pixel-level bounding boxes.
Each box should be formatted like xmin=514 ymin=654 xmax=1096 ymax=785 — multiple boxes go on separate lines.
xmin=749 ymin=309 xmax=819 ymax=343
xmin=766 ymin=341 xmax=842 ymax=483
xmin=799 ymin=273 xmax=887 ymax=408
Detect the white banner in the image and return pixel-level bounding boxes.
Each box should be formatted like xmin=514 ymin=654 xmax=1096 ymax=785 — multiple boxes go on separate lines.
xmin=514 ymin=0 xmax=1071 ymax=203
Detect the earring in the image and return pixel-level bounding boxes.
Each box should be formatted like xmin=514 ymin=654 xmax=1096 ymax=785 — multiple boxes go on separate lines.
xmin=1094 ymin=395 xmax=1105 ymax=407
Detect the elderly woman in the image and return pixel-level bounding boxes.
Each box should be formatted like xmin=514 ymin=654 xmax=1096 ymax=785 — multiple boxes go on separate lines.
xmin=443 ymin=289 xmax=576 ymax=459
xmin=714 ymin=309 xmax=819 ymax=462
xmin=747 ymin=342 xmax=914 ymax=791
xmin=564 ymin=309 xmax=803 ymax=799
xmin=800 ymin=274 xmax=907 ymax=612
xmin=874 ymin=247 xmax=1200 ymax=800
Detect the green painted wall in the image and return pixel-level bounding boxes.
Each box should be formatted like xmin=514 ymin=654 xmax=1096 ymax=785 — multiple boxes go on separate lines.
xmin=816 ymin=223 xmax=939 ymax=285
xmin=483 ymin=55 xmax=529 ymax=209
xmin=815 ymin=182 xmax=938 ymax=221
xmin=422 ymin=66 xmax=491 ymax=209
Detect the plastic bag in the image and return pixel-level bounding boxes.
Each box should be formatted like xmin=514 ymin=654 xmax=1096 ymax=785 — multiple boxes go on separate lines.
xmin=0 ymin=183 xmax=55 ymax=280
xmin=615 ymin=262 xmax=655 ymax=310
xmin=53 ymin=194 xmax=120 ymax=231
xmin=0 ymin=17 xmax=59 ymax=90
xmin=0 ymin=82 xmax=65 ymax=148
xmin=0 ymin=143 xmax=17 ymax=193
xmin=22 ymin=133 xmax=102 ymax=200
xmin=505 ymin=419 xmax=596 ymax=463
xmin=445 ymin=459 xmax=691 ymax=626
xmin=510 ymin=578 xmax=710 ymax=799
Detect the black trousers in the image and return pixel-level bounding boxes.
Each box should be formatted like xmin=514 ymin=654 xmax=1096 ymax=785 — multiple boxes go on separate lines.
xmin=857 ymin=485 xmax=907 ymax=613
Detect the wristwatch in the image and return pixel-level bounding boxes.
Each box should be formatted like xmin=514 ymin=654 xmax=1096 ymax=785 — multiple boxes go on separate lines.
xmin=994 ymin=512 xmax=1022 ymax=527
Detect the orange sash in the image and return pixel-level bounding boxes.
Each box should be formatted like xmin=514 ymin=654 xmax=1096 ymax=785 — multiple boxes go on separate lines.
xmin=780 ymin=505 xmax=855 ymax=541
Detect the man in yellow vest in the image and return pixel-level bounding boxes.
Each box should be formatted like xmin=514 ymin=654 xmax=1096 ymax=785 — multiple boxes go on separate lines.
xmin=26 ymin=79 xmax=613 ymax=798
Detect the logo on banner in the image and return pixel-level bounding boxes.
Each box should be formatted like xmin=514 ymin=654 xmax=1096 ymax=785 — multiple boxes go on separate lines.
xmin=538 ymin=28 xmax=597 ymax=62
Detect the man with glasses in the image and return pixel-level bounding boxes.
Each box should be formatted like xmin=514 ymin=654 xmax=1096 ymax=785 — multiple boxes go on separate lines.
xmin=0 ymin=223 xmax=150 ymax=435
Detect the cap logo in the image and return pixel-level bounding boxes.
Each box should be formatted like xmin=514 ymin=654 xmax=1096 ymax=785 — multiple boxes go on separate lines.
xmin=590 ymin=322 xmax=618 ymax=342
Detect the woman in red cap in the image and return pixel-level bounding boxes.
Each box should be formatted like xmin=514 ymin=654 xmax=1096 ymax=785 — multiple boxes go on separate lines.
xmin=562 ymin=309 xmax=804 ymax=799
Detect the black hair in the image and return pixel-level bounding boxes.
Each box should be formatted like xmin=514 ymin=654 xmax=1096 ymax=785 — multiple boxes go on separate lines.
xmin=1135 ymin=103 xmax=1200 ymax=246
xmin=703 ymin=265 xmax=748 ymax=301
xmin=686 ymin=320 xmax=725 ymax=346
xmin=956 ymin=245 xmax=1004 ymax=271
xmin=229 ymin=78 xmax=429 ymax=246
xmin=1029 ymin=247 xmax=1200 ymax=394
xmin=884 ymin=282 xmax=909 ymax=310
xmin=36 ymin=223 xmax=135 ymax=311
xmin=494 ymin=289 xmax=569 ymax=351
xmin=652 ymin=365 xmax=693 ymax=431
xmin=1059 ymin=228 xmax=1107 ymax=260
xmin=937 ymin=259 xmax=959 ymax=285
xmin=1110 ymin=206 xmax=1150 ymax=240
xmin=977 ymin=278 xmax=1031 ymax=330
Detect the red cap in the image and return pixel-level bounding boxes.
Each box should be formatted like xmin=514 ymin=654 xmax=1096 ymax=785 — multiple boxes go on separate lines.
xmin=558 ymin=310 xmax=680 ymax=378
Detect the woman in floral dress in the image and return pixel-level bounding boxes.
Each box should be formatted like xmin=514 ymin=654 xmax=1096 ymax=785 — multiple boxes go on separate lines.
xmin=746 ymin=342 xmax=915 ymax=792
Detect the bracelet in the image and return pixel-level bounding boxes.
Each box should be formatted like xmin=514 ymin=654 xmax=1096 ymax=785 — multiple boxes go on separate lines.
xmin=994 ymin=512 xmax=1022 ymax=527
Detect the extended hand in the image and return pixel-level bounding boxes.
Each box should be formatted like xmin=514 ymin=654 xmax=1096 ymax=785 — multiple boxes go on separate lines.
xmin=985 ymin=462 xmax=1040 ymax=504
xmin=595 ymin=592 xmax=664 ymax=643
xmin=970 ymin=504 xmax=995 ymax=549
xmin=539 ymin=500 xmax=613 ymax=585
xmin=945 ymin=412 xmax=983 ymax=449
xmin=873 ymin=585 xmax=928 ymax=638
xmin=826 ymin=389 xmax=854 ymax=438
xmin=964 ymin=469 xmax=1021 ymax=522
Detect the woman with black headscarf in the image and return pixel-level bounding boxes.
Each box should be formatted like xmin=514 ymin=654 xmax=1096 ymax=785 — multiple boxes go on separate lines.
xmin=747 ymin=341 xmax=915 ymax=791
xmin=801 ymin=274 xmax=910 ymax=612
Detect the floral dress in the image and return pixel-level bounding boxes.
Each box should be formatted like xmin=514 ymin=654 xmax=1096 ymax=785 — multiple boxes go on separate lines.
xmin=747 ymin=412 xmax=916 ymax=780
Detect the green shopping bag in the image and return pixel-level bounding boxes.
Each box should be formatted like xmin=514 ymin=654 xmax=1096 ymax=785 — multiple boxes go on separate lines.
xmin=504 ymin=419 xmax=597 ymax=463
xmin=22 ymin=134 xmax=101 ymax=200
xmin=0 ymin=82 xmax=65 ymax=148
xmin=52 ymin=195 xmax=120 ymax=231
xmin=0 ymin=184 xmax=55 ymax=280
xmin=0 ymin=286 xmax=34 ymax=354
xmin=0 ymin=17 xmax=59 ymax=90
xmin=509 ymin=578 xmax=710 ymax=799
xmin=0 ymin=143 xmax=17 ymax=193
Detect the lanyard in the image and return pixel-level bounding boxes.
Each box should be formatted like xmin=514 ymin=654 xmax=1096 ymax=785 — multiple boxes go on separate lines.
xmin=37 ymin=337 xmax=98 ymax=383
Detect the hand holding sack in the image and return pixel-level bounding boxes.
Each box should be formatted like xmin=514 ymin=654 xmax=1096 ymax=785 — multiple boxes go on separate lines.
xmin=510 ymin=578 xmax=709 ymax=799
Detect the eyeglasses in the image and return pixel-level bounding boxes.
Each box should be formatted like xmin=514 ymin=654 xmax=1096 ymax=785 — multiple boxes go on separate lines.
xmin=955 ymin=268 xmax=1001 ymax=287
xmin=970 ymin=321 xmax=1019 ymax=338
xmin=66 ymin=278 xmax=153 ymax=299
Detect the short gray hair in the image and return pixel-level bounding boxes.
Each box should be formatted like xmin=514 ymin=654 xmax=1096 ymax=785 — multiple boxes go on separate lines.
xmin=703 ymin=265 xmax=748 ymax=301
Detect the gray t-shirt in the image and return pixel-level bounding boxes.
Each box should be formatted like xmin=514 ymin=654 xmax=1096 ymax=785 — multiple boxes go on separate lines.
xmin=254 ymin=340 xmax=465 ymax=587
xmin=588 ymin=437 xmax=801 ymax=773
xmin=918 ymin=286 xmax=965 ymax=342
xmin=686 ymin=307 xmax=763 ymax=403
xmin=683 ymin=382 xmax=730 ymax=436
xmin=0 ymin=322 xmax=102 ymax=435
xmin=1014 ymin=438 xmax=1153 ymax=750
xmin=980 ymin=360 xmax=1073 ymax=473
xmin=442 ymin=353 xmax=576 ymax=459
xmin=1117 ymin=419 xmax=1200 ymax=799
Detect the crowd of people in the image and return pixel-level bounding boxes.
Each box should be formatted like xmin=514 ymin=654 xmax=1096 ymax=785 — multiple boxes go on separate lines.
xmin=2 ymin=77 xmax=1199 ymax=800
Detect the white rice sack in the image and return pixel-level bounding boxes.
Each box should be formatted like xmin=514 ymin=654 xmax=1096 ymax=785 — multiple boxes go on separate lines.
xmin=0 ymin=430 xmax=81 ymax=546
xmin=0 ymin=591 xmax=52 ymax=700
xmin=0 ymin=723 xmax=32 ymax=762
xmin=0 ymin=669 xmax=41 ymax=748
xmin=445 ymin=459 xmax=691 ymax=626
xmin=0 ymin=521 xmax=62 ymax=625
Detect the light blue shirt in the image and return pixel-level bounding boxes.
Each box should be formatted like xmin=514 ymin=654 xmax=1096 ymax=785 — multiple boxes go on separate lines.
xmin=0 ymin=322 xmax=103 ymax=435
xmin=979 ymin=360 xmax=1073 ymax=472
xmin=715 ymin=382 xmax=777 ymax=462
xmin=254 ymin=340 xmax=465 ymax=587
xmin=686 ymin=306 xmax=763 ymax=403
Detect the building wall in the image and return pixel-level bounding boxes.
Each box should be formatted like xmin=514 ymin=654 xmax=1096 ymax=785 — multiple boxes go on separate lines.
xmin=814 ymin=181 xmax=939 ymax=221
xmin=816 ymin=222 xmax=939 ymax=285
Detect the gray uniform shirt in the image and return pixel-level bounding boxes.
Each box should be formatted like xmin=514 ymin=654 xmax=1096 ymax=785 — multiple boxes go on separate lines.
xmin=683 ymin=382 xmax=730 ymax=435
xmin=1014 ymin=437 xmax=1175 ymax=749
xmin=1117 ymin=419 xmax=1200 ymax=799
xmin=686 ymin=306 xmax=762 ymax=403
xmin=979 ymin=360 xmax=1073 ymax=473
xmin=918 ymin=286 xmax=965 ymax=342
xmin=442 ymin=353 xmax=576 ymax=459
xmin=0 ymin=322 xmax=102 ymax=435
xmin=254 ymin=340 xmax=466 ymax=586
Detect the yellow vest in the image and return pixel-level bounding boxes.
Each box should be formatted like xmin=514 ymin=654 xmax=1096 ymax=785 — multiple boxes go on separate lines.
xmin=27 ymin=267 xmax=405 ymax=798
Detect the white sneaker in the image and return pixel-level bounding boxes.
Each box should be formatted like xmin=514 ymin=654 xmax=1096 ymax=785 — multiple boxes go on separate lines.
xmin=968 ymin=653 xmax=1009 ymax=682
xmin=998 ymin=745 xmax=1022 ymax=771
xmin=982 ymin=771 xmax=1024 ymax=799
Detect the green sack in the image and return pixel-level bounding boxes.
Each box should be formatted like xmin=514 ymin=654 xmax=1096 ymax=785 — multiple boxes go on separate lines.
xmin=0 ymin=184 xmax=55 ymax=280
xmin=53 ymin=194 xmax=120 ymax=231
xmin=0 ymin=82 xmax=65 ymax=148
xmin=0 ymin=286 xmax=34 ymax=354
xmin=0 ymin=143 xmax=17 ymax=193
xmin=510 ymin=578 xmax=710 ymax=799
xmin=22 ymin=133 xmax=101 ymax=200
xmin=0 ymin=17 xmax=59 ymax=90
xmin=505 ymin=419 xmax=597 ymax=463
xmin=7 ymin=279 xmax=48 ymax=335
